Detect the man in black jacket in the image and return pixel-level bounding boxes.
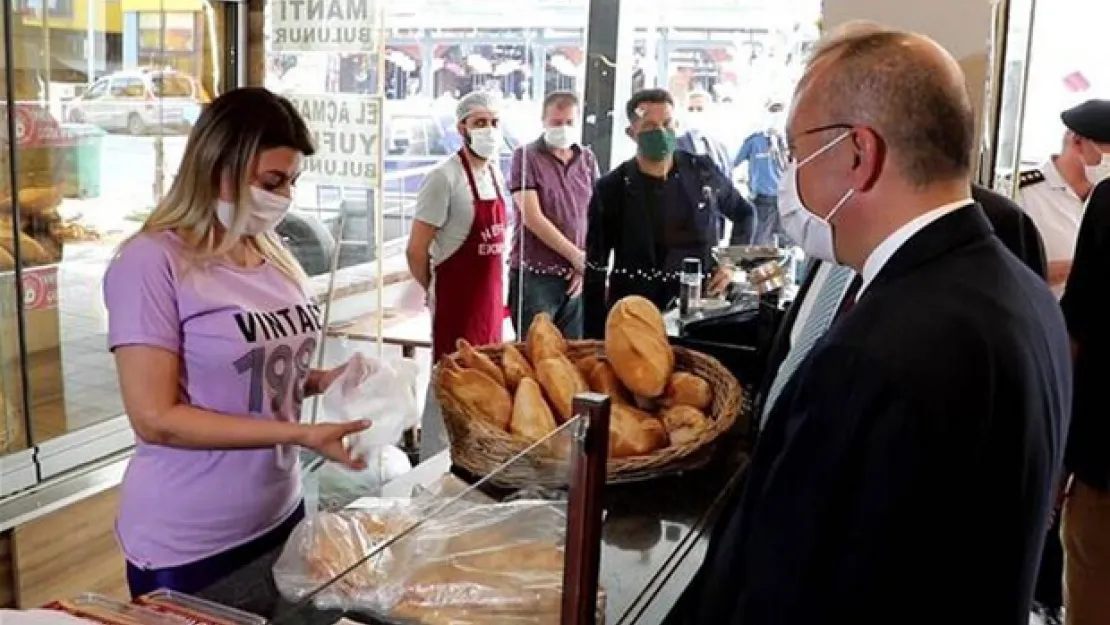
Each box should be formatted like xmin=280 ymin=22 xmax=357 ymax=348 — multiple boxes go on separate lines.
xmin=582 ymin=88 xmax=755 ymax=338
xmin=695 ymin=24 xmax=1070 ymax=625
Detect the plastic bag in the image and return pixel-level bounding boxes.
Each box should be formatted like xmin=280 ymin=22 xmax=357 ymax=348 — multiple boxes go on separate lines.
xmin=271 ymin=499 xmax=423 ymax=609
xmin=271 ymin=498 xmax=606 ymax=623
xmin=320 ymin=352 xmax=421 ymax=460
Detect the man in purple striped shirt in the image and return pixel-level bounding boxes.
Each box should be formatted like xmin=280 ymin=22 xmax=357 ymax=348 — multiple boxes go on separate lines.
xmin=507 ymin=91 xmax=600 ymax=338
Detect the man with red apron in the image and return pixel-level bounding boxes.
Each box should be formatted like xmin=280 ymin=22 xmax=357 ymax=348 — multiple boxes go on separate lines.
xmin=406 ymin=91 xmax=508 ymax=459
xmin=431 ymin=151 xmax=507 ymax=360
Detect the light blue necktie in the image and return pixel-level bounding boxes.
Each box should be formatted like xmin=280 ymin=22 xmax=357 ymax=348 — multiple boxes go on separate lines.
xmin=761 ymin=264 xmax=857 ymax=426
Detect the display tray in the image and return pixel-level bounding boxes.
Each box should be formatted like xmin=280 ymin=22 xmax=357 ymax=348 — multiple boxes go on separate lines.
xmin=138 ymin=589 xmax=267 ymax=625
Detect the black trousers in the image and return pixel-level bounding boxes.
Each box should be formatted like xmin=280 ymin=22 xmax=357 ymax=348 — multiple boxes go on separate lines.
xmin=1035 ymin=513 xmax=1064 ymax=609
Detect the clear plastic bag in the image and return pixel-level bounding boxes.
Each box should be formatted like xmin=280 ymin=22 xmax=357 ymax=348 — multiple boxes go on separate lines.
xmin=320 ymin=352 xmax=422 ymax=460
xmin=271 ymin=499 xmax=422 ymax=609
xmin=271 ymin=499 xmax=599 ymax=623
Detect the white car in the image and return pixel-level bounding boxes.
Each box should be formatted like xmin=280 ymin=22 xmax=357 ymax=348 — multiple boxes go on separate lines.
xmin=64 ymin=68 xmax=211 ymax=135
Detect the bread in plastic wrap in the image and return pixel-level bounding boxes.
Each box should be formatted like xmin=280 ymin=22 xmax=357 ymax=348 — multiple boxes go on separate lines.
xmin=272 ymin=501 xmax=421 ymax=606
xmin=273 ymin=499 xmax=606 ymax=623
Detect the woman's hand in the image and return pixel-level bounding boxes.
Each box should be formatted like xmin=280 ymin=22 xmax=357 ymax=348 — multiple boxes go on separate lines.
xmin=298 ymin=420 xmax=372 ymax=470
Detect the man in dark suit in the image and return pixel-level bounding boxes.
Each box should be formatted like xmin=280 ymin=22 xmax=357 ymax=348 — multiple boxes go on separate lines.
xmin=694 ymin=24 xmax=1072 ymax=625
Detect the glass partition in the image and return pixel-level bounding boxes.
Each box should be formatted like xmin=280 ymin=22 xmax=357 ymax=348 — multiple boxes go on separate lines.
xmin=270 ymin=414 xmax=585 ymax=625
xmin=0 ymin=6 xmax=34 ymax=494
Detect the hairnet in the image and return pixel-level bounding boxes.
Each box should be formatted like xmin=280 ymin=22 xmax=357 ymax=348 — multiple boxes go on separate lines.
xmin=456 ymin=91 xmax=500 ymax=123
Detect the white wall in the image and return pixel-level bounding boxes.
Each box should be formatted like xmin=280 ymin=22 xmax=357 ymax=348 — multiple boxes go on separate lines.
xmin=820 ymin=0 xmax=997 ymax=141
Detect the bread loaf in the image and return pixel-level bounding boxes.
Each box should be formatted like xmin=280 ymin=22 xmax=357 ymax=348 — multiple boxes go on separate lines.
xmin=500 ymin=344 xmax=535 ymax=391
xmin=587 ymin=361 xmax=631 ymax=405
xmin=609 ymin=404 xmax=668 ymax=458
xmin=457 ymin=339 xmax=506 ymax=387
xmin=660 ymin=405 xmax=711 ymax=446
xmin=510 ymin=378 xmax=558 ymax=441
xmin=440 ymin=359 xmax=512 ymax=429
xmin=660 ymin=372 xmax=712 ymax=410
xmin=526 ymin=313 xmax=567 ymax=364
xmin=604 ymin=296 xmax=674 ymax=398
xmin=535 ymin=355 xmax=588 ymax=422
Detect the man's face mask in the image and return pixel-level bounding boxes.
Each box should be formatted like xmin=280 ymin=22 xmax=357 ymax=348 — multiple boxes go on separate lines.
xmin=636 ymin=127 xmax=678 ymax=161
xmin=776 ymin=130 xmax=855 ymax=262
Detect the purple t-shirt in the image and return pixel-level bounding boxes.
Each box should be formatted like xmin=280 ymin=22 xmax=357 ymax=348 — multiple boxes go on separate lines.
xmin=104 ymin=231 xmax=322 ymax=568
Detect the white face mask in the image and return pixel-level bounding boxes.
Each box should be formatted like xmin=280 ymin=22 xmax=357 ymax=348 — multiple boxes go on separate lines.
xmin=766 ymin=112 xmax=785 ymax=132
xmin=1085 ymin=153 xmax=1110 ymax=185
xmin=467 ymin=127 xmax=502 ymax=159
xmin=777 ymin=131 xmax=855 ymax=263
xmin=217 ymin=186 xmax=293 ymax=235
xmin=685 ymin=111 xmax=706 ymax=132
xmin=543 ymin=124 xmax=579 ymax=149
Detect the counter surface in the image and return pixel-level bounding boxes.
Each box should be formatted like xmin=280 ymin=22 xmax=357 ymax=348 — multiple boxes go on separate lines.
xmin=196 ymin=447 xmax=749 ymax=625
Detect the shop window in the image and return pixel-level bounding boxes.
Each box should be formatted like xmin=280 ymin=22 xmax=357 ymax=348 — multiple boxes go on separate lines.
xmin=0 ymin=0 xmax=220 ymax=479
xmin=1017 ymin=0 xmax=1110 ymax=165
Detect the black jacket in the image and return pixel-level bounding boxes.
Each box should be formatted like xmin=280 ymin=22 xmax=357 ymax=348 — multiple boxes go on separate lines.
xmin=1061 ymin=177 xmax=1110 ymax=488
xmin=697 ymin=204 xmax=1072 ymax=625
xmin=582 ymin=151 xmax=754 ymax=338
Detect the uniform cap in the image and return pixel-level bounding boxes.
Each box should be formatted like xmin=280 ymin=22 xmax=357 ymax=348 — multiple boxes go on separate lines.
xmin=1062 ymin=99 xmax=1110 ymax=143
xmin=455 ymin=91 xmax=500 ymax=123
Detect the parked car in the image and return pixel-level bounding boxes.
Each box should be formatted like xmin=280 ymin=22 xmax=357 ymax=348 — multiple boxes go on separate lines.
xmin=64 ymin=68 xmax=211 ymax=135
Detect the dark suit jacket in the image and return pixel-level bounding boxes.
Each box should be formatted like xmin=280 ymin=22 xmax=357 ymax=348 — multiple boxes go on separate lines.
xmin=696 ymin=204 xmax=1072 ymax=625
xmin=755 ymin=185 xmax=1048 ymax=417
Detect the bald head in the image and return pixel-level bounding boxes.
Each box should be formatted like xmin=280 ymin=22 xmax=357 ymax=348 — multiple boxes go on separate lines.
xmin=795 ymin=26 xmax=975 ymax=188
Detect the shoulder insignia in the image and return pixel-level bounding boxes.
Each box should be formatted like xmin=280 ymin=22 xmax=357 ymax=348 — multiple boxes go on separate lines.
xmin=1018 ymin=169 xmax=1046 ymax=189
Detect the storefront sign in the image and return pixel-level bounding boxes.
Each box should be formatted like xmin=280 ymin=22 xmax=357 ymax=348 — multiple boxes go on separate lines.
xmin=287 ymin=93 xmax=380 ymax=187
xmin=270 ymin=0 xmax=381 ymax=52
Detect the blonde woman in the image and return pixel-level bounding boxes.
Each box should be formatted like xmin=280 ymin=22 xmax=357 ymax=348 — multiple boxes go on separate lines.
xmin=103 ymin=87 xmax=368 ymax=597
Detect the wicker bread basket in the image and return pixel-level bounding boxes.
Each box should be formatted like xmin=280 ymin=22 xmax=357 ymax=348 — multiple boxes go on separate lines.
xmin=433 ymin=340 xmax=745 ymax=487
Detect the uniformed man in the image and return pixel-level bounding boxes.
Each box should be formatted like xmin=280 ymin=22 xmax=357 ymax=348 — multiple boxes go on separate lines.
xmin=1017 ymin=99 xmax=1110 ymax=297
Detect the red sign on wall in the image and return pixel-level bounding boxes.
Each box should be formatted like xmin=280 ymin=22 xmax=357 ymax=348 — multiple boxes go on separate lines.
xmin=22 ymin=266 xmax=58 ymax=311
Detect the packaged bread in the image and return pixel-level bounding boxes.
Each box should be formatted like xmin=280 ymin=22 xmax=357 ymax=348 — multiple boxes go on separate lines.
xmin=456 ymin=338 xmax=506 ymax=387
xmin=440 ymin=359 xmax=512 ymax=429
xmin=660 ymin=405 xmax=711 ymax=446
xmin=660 ymin=372 xmax=712 ymax=410
xmin=510 ymin=378 xmax=558 ymax=441
xmin=609 ymin=404 xmax=668 ymax=458
xmin=587 ymin=361 xmax=631 ymax=405
xmin=526 ymin=313 xmax=567 ymax=364
xmin=391 ymin=542 xmax=565 ymax=623
xmin=501 ymin=344 xmax=535 ymax=391
xmin=272 ymin=505 xmax=417 ymax=600
xmin=535 ymin=355 xmax=588 ymax=422
xmin=604 ymin=296 xmax=674 ymax=398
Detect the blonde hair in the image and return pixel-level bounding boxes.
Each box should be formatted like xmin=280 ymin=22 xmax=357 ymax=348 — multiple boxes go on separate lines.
xmin=128 ymin=87 xmax=313 ymax=284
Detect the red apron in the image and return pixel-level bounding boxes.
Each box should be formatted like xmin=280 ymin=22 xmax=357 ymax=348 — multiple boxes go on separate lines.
xmin=432 ymin=152 xmax=506 ymax=361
